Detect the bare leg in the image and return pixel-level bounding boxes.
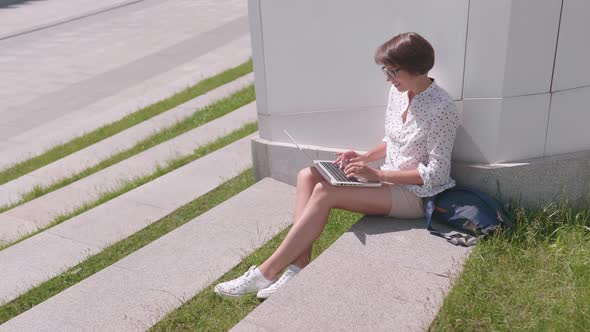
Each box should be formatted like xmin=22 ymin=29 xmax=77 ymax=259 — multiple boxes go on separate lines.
xmin=289 ymin=167 xmax=326 ymax=269
xmin=258 ymin=181 xmax=392 ymax=280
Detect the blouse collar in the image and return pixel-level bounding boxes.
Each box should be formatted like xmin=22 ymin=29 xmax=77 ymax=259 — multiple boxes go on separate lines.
xmin=411 ymin=77 xmax=436 ymax=100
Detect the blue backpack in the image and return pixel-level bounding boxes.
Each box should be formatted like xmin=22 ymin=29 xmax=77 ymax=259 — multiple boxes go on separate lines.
xmin=423 ymin=185 xmax=515 ymax=246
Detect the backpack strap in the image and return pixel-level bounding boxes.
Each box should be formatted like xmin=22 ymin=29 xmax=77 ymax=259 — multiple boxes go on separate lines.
xmin=428 ymin=229 xmax=485 ymax=247
xmin=424 ymin=195 xmax=437 ymax=230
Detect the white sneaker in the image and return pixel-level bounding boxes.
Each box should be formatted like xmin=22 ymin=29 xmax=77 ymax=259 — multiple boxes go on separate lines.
xmin=256 ymin=264 xmax=301 ymax=299
xmin=214 ymin=265 xmax=277 ymax=298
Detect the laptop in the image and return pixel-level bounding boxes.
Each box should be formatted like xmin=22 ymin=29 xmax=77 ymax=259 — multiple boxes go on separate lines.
xmin=283 ymin=129 xmax=382 ymax=187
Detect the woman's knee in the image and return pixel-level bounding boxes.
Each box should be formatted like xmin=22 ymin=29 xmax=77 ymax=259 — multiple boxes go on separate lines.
xmin=297 ymin=166 xmax=322 ymax=184
xmin=311 ymin=181 xmax=332 ymax=200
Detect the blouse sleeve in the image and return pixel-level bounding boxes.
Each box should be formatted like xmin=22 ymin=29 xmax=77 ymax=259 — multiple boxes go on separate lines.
xmin=417 ymin=101 xmax=460 ymax=189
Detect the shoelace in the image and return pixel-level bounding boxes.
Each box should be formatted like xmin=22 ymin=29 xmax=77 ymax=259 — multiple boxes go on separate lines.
xmin=230 ymin=266 xmax=256 ymax=291
xmin=273 ymin=270 xmax=295 ymax=288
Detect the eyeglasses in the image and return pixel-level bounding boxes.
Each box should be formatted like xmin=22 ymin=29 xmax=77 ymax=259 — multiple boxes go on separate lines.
xmin=381 ymin=66 xmax=401 ymax=79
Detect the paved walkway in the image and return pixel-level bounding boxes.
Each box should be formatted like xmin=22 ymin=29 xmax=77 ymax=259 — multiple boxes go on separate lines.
xmin=0 ymin=35 xmax=252 ymax=170
xmin=0 ymin=0 xmax=249 ymax=167
xmin=0 ymin=0 xmax=144 ymax=40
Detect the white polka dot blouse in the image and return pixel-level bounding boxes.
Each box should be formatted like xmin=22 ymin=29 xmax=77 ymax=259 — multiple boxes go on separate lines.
xmin=381 ymin=77 xmax=460 ymax=197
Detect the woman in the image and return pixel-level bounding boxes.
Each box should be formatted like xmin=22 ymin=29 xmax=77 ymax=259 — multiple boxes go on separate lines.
xmin=214 ymin=32 xmax=460 ymax=299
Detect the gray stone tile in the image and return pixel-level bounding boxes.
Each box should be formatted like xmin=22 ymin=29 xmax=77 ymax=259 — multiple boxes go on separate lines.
xmin=3 ymin=185 xmax=95 ymax=225
xmin=0 ymin=124 xmax=23 ymax=140
xmin=0 ymin=41 xmax=252 ymax=169
xmin=329 ymin=216 xmax=471 ymax=276
xmin=0 ymin=0 xmax=142 ymax=40
xmin=231 ymin=320 xmax=268 ymax=332
xmin=0 ymin=266 xmax=163 ymax=332
xmin=0 ymin=174 xmax=40 ymax=206
xmin=124 ymin=134 xmax=255 ymax=209
xmin=0 ymin=314 xmax=83 ymax=332
xmin=0 ymin=134 xmax=258 ymax=304
xmin=1 ymin=178 xmax=296 ymax=331
xmin=0 ymin=103 xmax=256 ymax=243
xmin=0 ymin=140 xmax=22 ymax=154
xmin=67 ymin=158 xmax=157 ymax=196
xmin=230 ymin=216 xmax=472 ymax=332
xmin=0 ymin=231 xmax=99 ymax=306
xmin=251 ymin=137 xmax=270 ymax=181
xmin=0 ymin=2 xmax=251 ymax=169
xmin=113 ymin=178 xmax=295 ymax=298
xmin=0 ymin=214 xmax=39 ymax=247
xmin=233 ymin=254 xmax=438 ymax=332
xmin=48 ymin=197 xmax=168 ymax=249
xmin=1 ymin=15 xmax=250 ymax=134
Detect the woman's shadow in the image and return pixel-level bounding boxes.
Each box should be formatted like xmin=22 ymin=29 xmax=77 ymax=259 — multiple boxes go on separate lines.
xmin=347 ymin=215 xmax=456 ymax=245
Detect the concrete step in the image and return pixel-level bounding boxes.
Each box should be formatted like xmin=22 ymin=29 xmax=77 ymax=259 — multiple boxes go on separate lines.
xmin=0 ymin=73 xmax=254 ymax=207
xmin=0 ymin=134 xmax=256 ymax=305
xmin=230 ymin=216 xmax=472 ymax=332
xmin=0 ymin=32 xmax=252 ymax=170
xmin=0 ymin=0 xmax=248 ymax=112
xmin=0 ymin=0 xmax=145 ymax=41
xmin=0 ymin=177 xmax=295 ymax=331
xmin=0 ymin=101 xmax=257 ymax=245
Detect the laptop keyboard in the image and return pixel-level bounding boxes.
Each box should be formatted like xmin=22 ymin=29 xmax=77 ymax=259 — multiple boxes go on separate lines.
xmin=318 ymin=161 xmax=360 ymax=183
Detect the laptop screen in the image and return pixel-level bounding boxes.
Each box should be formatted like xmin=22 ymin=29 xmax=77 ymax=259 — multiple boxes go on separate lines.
xmin=283 ymin=129 xmax=315 ymax=164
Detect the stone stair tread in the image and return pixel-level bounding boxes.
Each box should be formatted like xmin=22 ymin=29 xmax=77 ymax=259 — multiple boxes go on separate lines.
xmin=230 ymin=216 xmax=472 ymax=332
xmin=0 ymin=134 xmax=255 ymax=305
xmin=0 ymin=101 xmax=257 ymax=244
xmin=0 ymin=73 xmax=254 ymax=206
xmin=0 ymin=177 xmax=295 ymax=332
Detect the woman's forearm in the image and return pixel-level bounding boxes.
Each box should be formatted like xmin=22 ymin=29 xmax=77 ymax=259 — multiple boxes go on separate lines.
xmin=362 ymin=142 xmax=387 ymax=162
xmin=359 ymin=142 xmax=424 ymax=185
xmin=378 ymin=168 xmax=424 ymax=185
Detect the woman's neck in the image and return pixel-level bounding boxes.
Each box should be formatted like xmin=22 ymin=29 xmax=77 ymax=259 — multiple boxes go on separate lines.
xmin=409 ymin=75 xmax=433 ymax=95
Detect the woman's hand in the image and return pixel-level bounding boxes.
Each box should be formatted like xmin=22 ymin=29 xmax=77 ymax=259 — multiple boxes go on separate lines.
xmin=333 ymin=150 xmax=367 ymax=169
xmin=343 ymin=161 xmax=381 ymax=182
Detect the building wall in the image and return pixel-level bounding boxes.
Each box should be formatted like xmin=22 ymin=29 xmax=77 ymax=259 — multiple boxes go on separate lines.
xmin=248 ymin=0 xmax=590 ymax=164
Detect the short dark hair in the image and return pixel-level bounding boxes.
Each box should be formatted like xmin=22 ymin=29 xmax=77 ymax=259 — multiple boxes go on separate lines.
xmin=374 ymin=32 xmax=435 ymax=75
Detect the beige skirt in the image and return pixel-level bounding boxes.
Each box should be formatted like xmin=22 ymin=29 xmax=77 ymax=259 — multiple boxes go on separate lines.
xmin=382 ymin=183 xmax=425 ymax=219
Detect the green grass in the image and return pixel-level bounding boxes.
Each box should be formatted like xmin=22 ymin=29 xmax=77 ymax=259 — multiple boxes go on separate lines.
xmin=430 ymin=199 xmax=590 ymax=331
xmin=0 ymin=84 xmax=255 ymax=214
xmin=0 ymin=59 xmax=253 ymax=186
xmin=150 ymin=209 xmax=363 ymax=332
xmin=0 ymin=121 xmax=258 ymax=251
xmin=0 ymin=167 xmax=258 ymax=324
xmin=0 ymin=158 xmax=361 ymax=329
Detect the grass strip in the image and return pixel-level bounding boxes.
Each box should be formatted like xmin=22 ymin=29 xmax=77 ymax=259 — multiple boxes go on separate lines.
xmin=150 ymin=209 xmax=363 ymax=331
xmin=0 ymin=59 xmax=252 ymax=186
xmin=0 ymin=121 xmax=258 ymax=251
xmin=0 ymin=84 xmax=255 ymax=214
xmin=0 ymin=166 xmax=258 ymax=324
xmin=430 ymin=199 xmax=590 ymax=331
